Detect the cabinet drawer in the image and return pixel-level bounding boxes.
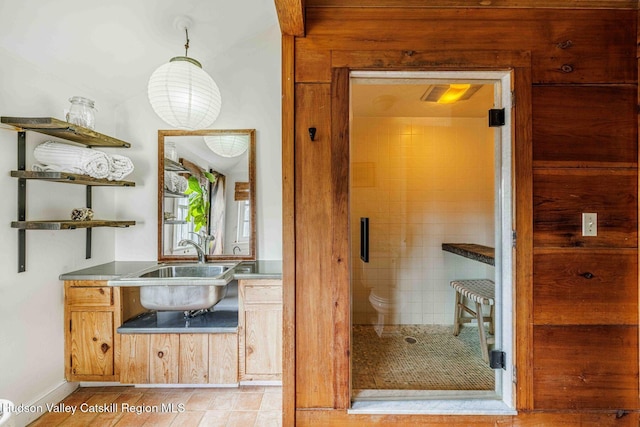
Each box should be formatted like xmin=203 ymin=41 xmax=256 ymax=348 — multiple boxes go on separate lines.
xmin=244 ymin=285 xmax=282 ymax=304
xmin=67 ymin=287 xmax=113 ymax=306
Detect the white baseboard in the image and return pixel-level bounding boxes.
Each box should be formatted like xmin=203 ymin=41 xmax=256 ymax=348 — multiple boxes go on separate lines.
xmin=14 ymin=381 xmax=77 ymax=427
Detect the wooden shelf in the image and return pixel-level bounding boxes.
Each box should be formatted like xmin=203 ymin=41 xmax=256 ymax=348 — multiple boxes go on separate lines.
xmin=164 ymin=220 xmax=188 ymax=225
xmin=164 ymin=189 xmax=187 ymax=198
xmin=11 ymin=171 xmax=135 ymax=187
xmin=1 ymin=117 xmax=131 ymax=148
xmin=164 ymin=158 xmax=189 ymax=172
xmin=442 ymin=243 xmax=495 ymax=266
xmin=11 ymin=220 xmax=136 ymax=230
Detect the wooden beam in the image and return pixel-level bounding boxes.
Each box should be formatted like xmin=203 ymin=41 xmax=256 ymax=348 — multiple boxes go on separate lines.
xmin=275 ymin=0 xmax=305 ymax=36
xmin=306 ymin=0 xmax=638 ymax=9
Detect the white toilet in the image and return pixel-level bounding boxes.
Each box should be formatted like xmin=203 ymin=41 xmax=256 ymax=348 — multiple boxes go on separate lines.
xmin=369 ymin=287 xmax=396 ymax=337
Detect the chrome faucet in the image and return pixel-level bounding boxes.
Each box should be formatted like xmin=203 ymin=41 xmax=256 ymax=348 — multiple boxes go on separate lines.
xmin=179 ymin=239 xmax=206 ymax=263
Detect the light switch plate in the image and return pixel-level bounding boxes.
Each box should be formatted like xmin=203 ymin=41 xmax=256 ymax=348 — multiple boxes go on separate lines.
xmin=582 ymin=213 xmax=597 ymax=236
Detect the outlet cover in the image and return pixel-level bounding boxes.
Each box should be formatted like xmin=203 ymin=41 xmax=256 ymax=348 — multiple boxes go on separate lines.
xmin=582 ymin=213 xmax=597 ymax=236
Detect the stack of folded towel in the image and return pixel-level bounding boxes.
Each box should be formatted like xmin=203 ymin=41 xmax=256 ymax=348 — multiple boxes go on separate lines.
xmin=164 ymin=171 xmax=188 ymax=193
xmin=33 ymin=141 xmax=134 ymax=181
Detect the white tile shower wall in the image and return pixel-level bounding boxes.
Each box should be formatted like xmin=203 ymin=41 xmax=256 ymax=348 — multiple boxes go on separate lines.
xmin=351 ymin=117 xmax=495 ymax=325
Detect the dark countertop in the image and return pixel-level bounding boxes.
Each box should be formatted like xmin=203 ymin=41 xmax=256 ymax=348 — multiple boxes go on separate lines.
xmin=59 ymin=260 xmax=282 ymax=281
xmin=118 ymin=282 xmax=239 ymax=334
xmin=442 ymin=243 xmax=495 ymax=266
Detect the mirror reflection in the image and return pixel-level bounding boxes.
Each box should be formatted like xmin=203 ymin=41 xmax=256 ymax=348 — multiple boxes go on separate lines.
xmin=158 ymin=129 xmax=256 ymax=261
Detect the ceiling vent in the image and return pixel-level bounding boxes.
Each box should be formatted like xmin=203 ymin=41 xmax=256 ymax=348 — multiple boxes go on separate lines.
xmin=420 ymin=84 xmax=482 ymax=103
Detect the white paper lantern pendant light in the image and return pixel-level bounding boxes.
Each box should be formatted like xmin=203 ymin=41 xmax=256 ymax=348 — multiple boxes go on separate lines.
xmin=148 ymin=19 xmax=221 ymax=130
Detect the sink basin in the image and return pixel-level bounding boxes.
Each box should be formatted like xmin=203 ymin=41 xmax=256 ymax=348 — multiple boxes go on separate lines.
xmin=138 ymin=264 xmax=230 ymax=279
xmin=109 ymin=263 xmax=238 ymax=311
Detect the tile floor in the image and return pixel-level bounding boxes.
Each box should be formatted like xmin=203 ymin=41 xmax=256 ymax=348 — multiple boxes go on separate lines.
xmin=27 ymin=385 xmax=282 ymax=427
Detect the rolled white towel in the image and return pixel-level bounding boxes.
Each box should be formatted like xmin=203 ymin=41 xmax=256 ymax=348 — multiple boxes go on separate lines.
xmin=175 ymin=174 xmax=188 ymax=193
xmin=34 ymin=141 xmax=110 ymax=179
xmin=108 ymin=154 xmax=134 ymax=181
xmin=164 ymin=171 xmax=178 ymax=192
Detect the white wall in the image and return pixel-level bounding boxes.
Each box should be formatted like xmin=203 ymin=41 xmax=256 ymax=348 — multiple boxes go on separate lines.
xmin=114 ymin=24 xmax=282 ymax=261
xmin=351 ymin=117 xmax=495 ymax=325
xmin=0 ymin=46 xmax=119 ymax=425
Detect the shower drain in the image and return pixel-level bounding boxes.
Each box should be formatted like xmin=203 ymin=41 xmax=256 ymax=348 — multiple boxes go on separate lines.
xmin=404 ymin=336 xmax=417 ymax=344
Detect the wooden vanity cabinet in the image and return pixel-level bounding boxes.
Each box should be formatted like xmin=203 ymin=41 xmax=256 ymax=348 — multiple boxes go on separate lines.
xmin=119 ymin=333 xmax=238 ymax=385
xmin=64 ymin=280 xmax=144 ymax=382
xmin=238 ymin=279 xmax=283 ymax=381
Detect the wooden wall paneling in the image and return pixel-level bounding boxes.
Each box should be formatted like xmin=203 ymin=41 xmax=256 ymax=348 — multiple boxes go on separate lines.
xmin=513 ymin=66 xmax=535 ymax=410
xmin=533 ymin=325 xmax=639 ymax=410
xmin=331 ymin=50 xmax=531 ymax=70
xmin=295 ymin=39 xmax=331 ymax=83
xmin=533 ymin=249 xmax=638 ymax=325
xmin=119 ymin=334 xmax=150 ymax=384
xmin=306 ymin=0 xmax=638 ymax=8
xmin=178 ymin=334 xmax=209 ymax=384
xmin=295 ymin=82 xmax=335 ymax=408
xmin=304 ymin=8 xmax=635 ymax=84
xmin=296 ymin=410 xmax=640 ymax=426
xmin=532 ymin=85 xmax=638 ymax=167
xmin=330 ymin=67 xmax=350 ymax=409
xmin=282 ymin=33 xmax=297 ymax=427
xmin=533 ymin=169 xmax=638 ymax=248
xmin=149 ymin=334 xmax=179 ymax=384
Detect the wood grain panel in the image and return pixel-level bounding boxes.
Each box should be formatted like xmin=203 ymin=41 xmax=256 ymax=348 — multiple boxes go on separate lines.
xmin=149 ymin=334 xmax=179 ymax=384
xmin=275 ymin=0 xmax=305 ymax=36
xmin=512 ymin=66 xmax=535 ymax=410
xmin=533 ymin=325 xmax=639 ymax=409
xmin=69 ymin=311 xmax=114 ymax=377
xmin=282 ymin=34 xmax=296 ymax=427
xmin=302 ymin=8 xmax=635 ymax=83
xmin=331 ymin=67 xmax=351 ymax=409
xmin=178 ymin=334 xmax=209 ymax=384
xmin=308 ymin=0 xmax=638 ymax=8
xmin=208 ymin=334 xmax=238 ymax=384
xmin=119 ymin=334 xmax=149 ymax=384
xmin=533 ymin=85 xmax=638 ymax=166
xmin=295 ymin=82 xmax=335 ymax=408
xmin=296 ymin=410 xmax=640 ymax=426
xmin=533 ymin=169 xmax=637 ymax=248
xmin=533 ymin=249 xmax=638 ymax=325
xmin=295 ymin=40 xmax=332 ymax=83
xmin=66 ymin=287 xmax=112 ymax=306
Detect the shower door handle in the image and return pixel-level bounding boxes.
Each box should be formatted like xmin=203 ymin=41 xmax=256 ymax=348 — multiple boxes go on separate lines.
xmin=360 ymin=217 xmax=369 ymax=263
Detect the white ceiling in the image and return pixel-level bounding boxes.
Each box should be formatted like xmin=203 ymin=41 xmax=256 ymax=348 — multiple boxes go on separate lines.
xmin=0 ymin=0 xmax=279 ymax=105
xmin=352 ymin=82 xmax=495 ymax=118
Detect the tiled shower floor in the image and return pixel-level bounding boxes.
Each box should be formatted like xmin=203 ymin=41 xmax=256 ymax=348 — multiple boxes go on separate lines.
xmin=352 ymin=324 xmax=494 ymax=393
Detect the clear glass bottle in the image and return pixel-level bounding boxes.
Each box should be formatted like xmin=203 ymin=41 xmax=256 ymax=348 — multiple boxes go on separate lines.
xmin=66 ymin=96 xmax=96 ymax=129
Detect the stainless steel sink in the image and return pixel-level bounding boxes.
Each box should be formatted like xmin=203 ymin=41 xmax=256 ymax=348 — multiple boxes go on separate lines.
xmin=108 ymin=263 xmax=238 ymax=311
xmin=138 ymin=264 xmax=230 ymax=279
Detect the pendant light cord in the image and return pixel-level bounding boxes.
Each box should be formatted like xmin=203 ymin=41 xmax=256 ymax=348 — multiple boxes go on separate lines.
xmin=184 ymin=28 xmax=190 ymax=57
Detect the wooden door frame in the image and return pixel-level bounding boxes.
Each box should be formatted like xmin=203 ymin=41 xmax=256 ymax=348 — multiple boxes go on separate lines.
xmin=283 ymin=47 xmax=534 ymax=424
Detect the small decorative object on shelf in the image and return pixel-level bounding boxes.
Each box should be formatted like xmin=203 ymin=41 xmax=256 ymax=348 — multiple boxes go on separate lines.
xmin=71 ymin=207 xmax=94 ymax=221
xmin=66 ymin=96 xmax=96 ymax=129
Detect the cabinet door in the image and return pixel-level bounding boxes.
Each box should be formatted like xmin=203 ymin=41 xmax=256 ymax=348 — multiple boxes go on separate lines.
xmin=120 ymin=334 xmax=150 ymax=384
xmin=179 ymin=334 xmax=209 ymax=384
xmin=209 ymin=333 xmax=238 ymax=384
xmin=150 ymin=334 xmax=179 ymax=384
xmin=69 ymin=311 xmax=114 ymax=377
xmin=244 ymin=305 xmax=282 ymax=378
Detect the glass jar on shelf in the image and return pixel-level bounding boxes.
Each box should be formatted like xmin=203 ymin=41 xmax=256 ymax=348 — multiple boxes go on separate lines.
xmin=66 ymin=96 xmax=96 ymax=129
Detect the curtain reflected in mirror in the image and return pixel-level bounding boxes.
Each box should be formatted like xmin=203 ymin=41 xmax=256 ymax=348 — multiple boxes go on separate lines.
xmin=158 ymin=129 xmax=256 ymax=262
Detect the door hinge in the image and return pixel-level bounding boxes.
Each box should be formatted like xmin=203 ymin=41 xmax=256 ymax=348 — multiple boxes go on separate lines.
xmin=511 ymin=91 xmax=516 ymax=107
xmin=490 ymin=350 xmax=507 ymax=370
xmin=512 ymin=230 xmax=517 ymax=247
xmin=488 ymin=108 xmax=505 ymax=127
xmin=69 ymin=319 xmax=72 ymax=332
xmin=513 ymin=366 xmax=517 ymax=384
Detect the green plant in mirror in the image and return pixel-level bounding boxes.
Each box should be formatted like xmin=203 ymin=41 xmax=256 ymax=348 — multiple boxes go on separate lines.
xmin=185 ymin=172 xmax=216 ymax=232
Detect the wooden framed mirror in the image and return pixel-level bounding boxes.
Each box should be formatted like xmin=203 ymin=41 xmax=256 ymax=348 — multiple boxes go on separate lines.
xmin=158 ymin=129 xmax=256 ymax=261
